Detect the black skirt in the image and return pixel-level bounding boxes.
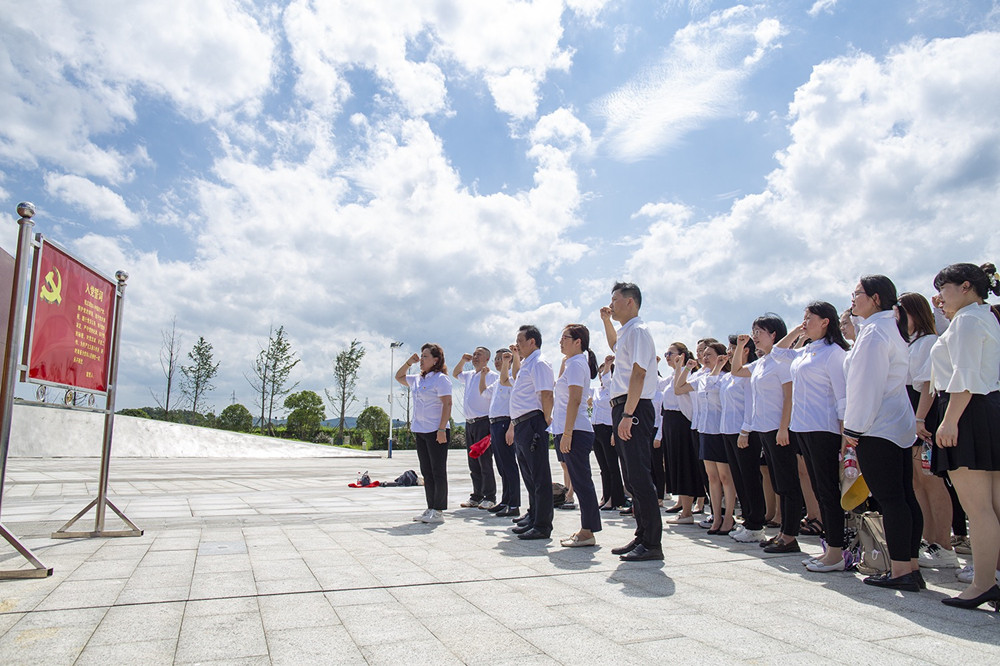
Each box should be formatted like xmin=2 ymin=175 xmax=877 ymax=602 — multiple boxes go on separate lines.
xmin=932 ymin=391 xmax=1000 ymax=473
xmin=664 ymin=410 xmax=702 ymax=497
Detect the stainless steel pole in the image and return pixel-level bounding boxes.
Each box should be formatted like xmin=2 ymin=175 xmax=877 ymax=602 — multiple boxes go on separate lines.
xmin=94 ymin=270 xmax=127 ymax=532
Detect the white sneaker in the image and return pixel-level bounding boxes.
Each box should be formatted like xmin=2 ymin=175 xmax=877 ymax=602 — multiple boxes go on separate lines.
xmin=956 ymin=564 xmax=974 ymax=583
xmin=729 ymin=525 xmax=746 ymax=538
xmin=460 ymin=498 xmax=480 ymax=508
xmin=732 ymin=528 xmax=767 ymax=543
xmin=918 ymin=543 xmax=959 ymax=569
xmin=478 ymin=500 xmax=496 ymax=510
xmin=698 ymin=515 xmax=714 ymax=529
xmin=413 ymin=509 xmax=430 ymax=522
xmin=424 ymin=509 xmax=444 ymax=524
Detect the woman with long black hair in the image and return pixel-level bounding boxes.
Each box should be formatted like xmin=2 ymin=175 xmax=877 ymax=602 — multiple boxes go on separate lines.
xmin=591 ymin=356 xmax=627 ymax=511
xmin=844 ymin=275 xmax=922 ymax=592
xmin=395 ymin=344 xmax=452 ymax=524
xmin=664 ymin=343 xmax=701 ymax=525
xmin=930 ymin=263 xmax=1000 ymax=610
xmin=772 ymin=302 xmax=850 ymax=571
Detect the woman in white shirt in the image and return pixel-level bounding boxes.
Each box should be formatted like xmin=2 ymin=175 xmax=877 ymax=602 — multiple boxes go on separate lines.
xmin=844 ymin=275 xmax=922 ymax=592
xmin=772 ymin=302 xmax=849 ymax=572
xmin=896 ymin=292 xmax=958 ymax=569
xmin=930 ymin=263 xmax=1000 ymax=610
xmin=395 ymin=343 xmax=453 ymax=524
xmin=554 ymin=324 xmax=601 ymax=547
xmin=733 ymin=315 xmax=797 ymax=554
xmin=664 ymin=343 xmax=702 ymax=524
xmin=676 ymin=342 xmax=737 ymax=534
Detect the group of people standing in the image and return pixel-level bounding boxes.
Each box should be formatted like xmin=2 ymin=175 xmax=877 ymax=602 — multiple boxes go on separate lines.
xmin=395 ymin=264 xmax=1000 ymax=612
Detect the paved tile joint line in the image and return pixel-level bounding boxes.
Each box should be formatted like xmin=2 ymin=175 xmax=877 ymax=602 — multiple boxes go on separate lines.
xmin=0 ymin=453 xmax=997 ymax=665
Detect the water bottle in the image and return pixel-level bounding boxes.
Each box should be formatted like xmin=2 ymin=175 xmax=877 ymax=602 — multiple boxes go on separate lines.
xmin=843 ymin=446 xmax=859 ymax=480
xmin=920 ymin=441 xmax=933 ymax=476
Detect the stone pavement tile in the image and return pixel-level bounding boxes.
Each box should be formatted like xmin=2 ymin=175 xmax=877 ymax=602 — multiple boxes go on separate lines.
xmin=258 ymin=592 xmax=342 ymax=630
xmin=115 ymin=584 xmax=190 ymax=605
xmin=552 ymin=601 xmax=683 ymax=645
xmin=311 ymin=565 xmax=381 ymax=590
xmin=34 ymin=578 xmax=128 ymax=611
xmin=0 ymin=588 xmax=48 ymax=614
xmin=360 ymin=637 xmax=464 ymax=666
xmin=0 ymin=612 xmax=23 ymax=635
xmin=266 ymin=624 xmax=365 ymax=665
xmin=419 ymin=613 xmax=543 ymax=665
xmin=188 ymin=570 xmax=257 ymax=599
xmin=674 ymin=614 xmax=791 ymax=661
xmin=336 ymin=604 xmax=435 ymax=646
xmin=875 ymin=633 xmax=996 ymax=665
xmin=326 ymin=587 xmax=397 ymax=608
xmin=388 ymin=584 xmax=479 ymax=617
xmin=125 ymin=563 xmax=194 ymax=588
xmin=626 ymin=636 xmax=735 ymax=664
xmin=750 ymin=650 xmax=839 ymax=665
xmin=185 ymin=597 xmax=259 ymax=616
xmin=246 ymin=545 xmax=302 ymax=561
xmin=464 ymin=591 xmax=576 ymax=630
xmin=518 ymin=622 xmax=638 ymax=663
xmin=503 ymin=574 xmax=600 ymax=606
xmin=255 ymin=577 xmax=322 ymax=595
xmin=775 ymin=622 xmax=927 ymax=664
xmin=86 ymin=602 xmax=184 ymax=645
xmin=0 ymin=607 xmax=107 ymax=664
xmin=75 ymin=637 xmax=176 ymax=665
xmin=195 ymin=553 xmax=253 ymax=574
xmin=88 ymin=543 xmax=151 ymax=562
xmin=175 ymin=609 xmax=267 ymax=663
xmin=66 ymin=558 xmax=140 ymax=581
xmin=140 ymin=547 xmax=197 ymax=567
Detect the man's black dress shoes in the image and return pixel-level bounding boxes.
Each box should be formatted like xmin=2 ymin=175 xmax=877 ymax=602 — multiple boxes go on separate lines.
xmin=611 ymin=538 xmax=640 ymax=555
xmin=619 ymin=544 xmax=664 ymax=561
xmin=517 ymin=528 xmax=550 ymax=540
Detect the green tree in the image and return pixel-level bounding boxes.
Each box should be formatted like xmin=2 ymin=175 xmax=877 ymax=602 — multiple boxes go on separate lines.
xmin=246 ymin=325 xmax=300 ymax=436
xmin=325 ymin=339 xmax=366 ymax=446
xmin=218 ymin=403 xmax=253 ymax=432
xmin=180 ymin=336 xmax=219 ymax=417
xmin=118 ymin=408 xmax=150 ymax=418
xmin=356 ymin=405 xmax=389 ymax=450
xmin=284 ymin=390 xmax=326 ymax=441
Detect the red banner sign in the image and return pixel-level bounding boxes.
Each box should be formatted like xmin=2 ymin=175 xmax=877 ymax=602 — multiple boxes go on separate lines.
xmin=26 ymin=241 xmax=116 ymax=393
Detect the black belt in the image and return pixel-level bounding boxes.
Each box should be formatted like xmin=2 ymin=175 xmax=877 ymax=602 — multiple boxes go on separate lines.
xmin=490 ymin=416 xmax=511 ymax=424
xmin=511 ymin=410 xmax=543 ymax=426
xmin=610 ymin=395 xmax=628 ymax=408
xmin=466 ymin=416 xmax=488 ymax=425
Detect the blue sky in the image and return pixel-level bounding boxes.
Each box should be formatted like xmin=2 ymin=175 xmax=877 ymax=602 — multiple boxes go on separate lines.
xmin=2 ymin=0 xmax=999 ymax=420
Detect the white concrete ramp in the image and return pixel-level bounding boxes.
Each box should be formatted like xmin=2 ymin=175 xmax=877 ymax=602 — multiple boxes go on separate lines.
xmin=8 ymin=402 xmax=377 ymax=458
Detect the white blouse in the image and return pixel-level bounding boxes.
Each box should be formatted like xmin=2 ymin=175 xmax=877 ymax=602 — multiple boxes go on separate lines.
xmin=719 ymin=372 xmax=751 ymax=436
xmin=551 ymin=353 xmax=593 ymax=435
xmin=907 ymin=334 xmax=937 ymax=391
xmin=930 ymin=303 xmax=1000 ymax=395
xmin=743 ymin=355 xmax=792 ymax=433
xmin=659 ymin=374 xmax=680 ymax=411
xmin=844 ymin=310 xmax=915 ymax=448
xmin=590 ymin=371 xmax=613 ymax=426
xmin=406 ymin=371 xmax=452 ymax=433
xmin=694 ymin=373 xmax=723 ymax=435
xmin=483 ymin=378 xmax=512 ymax=419
xmin=509 ymin=350 xmax=555 ymax=419
xmin=771 ymin=340 xmax=847 ymax=435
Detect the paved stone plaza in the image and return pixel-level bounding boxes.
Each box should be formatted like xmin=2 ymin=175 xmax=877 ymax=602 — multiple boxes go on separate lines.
xmin=0 ymin=452 xmax=997 ymax=664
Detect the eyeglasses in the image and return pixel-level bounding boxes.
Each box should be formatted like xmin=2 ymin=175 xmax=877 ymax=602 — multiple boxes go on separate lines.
xmin=851 ymin=290 xmax=867 ymax=300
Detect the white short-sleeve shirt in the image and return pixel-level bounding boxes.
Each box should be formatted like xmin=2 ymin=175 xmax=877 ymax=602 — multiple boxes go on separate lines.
xmin=552 ymin=354 xmax=594 ymax=435
xmin=931 ymin=303 xmax=1000 ymax=395
xmin=510 ymin=350 xmax=555 ymax=419
xmin=746 ymin=355 xmax=792 ymax=433
xmin=609 ymin=317 xmax=658 ymax=400
xmin=459 ymin=369 xmax=496 ymax=420
xmin=771 ymin=340 xmax=847 ymax=435
xmin=907 ymin=334 xmax=937 ymax=391
xmin=719 ymin=372 xmax=751 ymax=436
xmin=483 ymin=378 xmax=512 ymax=419
xmin=405 ymin=372 xmax=452 ymax=433
xmin=591 ymin=371 xmax=613 ymax=426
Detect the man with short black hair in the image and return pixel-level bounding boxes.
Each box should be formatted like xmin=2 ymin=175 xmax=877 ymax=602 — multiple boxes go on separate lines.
xmin=604 ymin=282 xmax=664 ymax=561
xmin=454 ymin=346 xmax=498 ymax=509
xmin=506 ymin=325 xmax=554 ymax=540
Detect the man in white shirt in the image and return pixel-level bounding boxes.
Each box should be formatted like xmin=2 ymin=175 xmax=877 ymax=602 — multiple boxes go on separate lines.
xmin=506 ymin=325 xmax=555 ymax=540
xmin=453 ymin=347 xmax=498 ymax=509
xmin=604 ymin=282 xmax=664 ymax=561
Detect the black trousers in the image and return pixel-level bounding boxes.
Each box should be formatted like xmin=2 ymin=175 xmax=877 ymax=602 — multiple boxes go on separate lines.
xmin=613 ymin=399 xmax=661 ymax=548
xmin=722 ymin=432 xmax=766 ymax=531
xmin=856 ymin=436 xmax=923 ymax=561
xmin=797 ymin=431 xmax=845 ymax=547
xmin=514 ymin=412 xmax=553 ymax=535
xmin=465 ymin=417 xmax=496 ymax=502
xmin=759 ymin=429 xmax=801 ymax=537
xmin=415 ymin=430 xmax=449 ymax=510
xmin=490 ymin=418 xmax=520 ymax=508
xmin=651 ymin=419 xmax=670 ymax=500
xmin=593 ymin=423 xmax=626 ymax=507
xmin=555 ymin=431 xmax=601 ymax=532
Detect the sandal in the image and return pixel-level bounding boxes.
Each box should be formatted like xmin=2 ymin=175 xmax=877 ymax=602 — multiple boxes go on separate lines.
xmin=765 ymin=520 xmax=781 ymax=528
xmin=799 ymin=518 xmax=824 ymax=536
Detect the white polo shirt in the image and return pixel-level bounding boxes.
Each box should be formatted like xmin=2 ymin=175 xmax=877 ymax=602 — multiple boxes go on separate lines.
xmin=591 ymin=371 xmax=613 ymax=426
xmin=483 ymin=378 xmax=512 ymax=419
xmin=509 ymin=349 xmax=555 ymax=419
xmin=459 ymin=369 xmax=495 ymax=420
xmin=771 ymin=340 xmax=847 ymax=435
xmin=552 ymin=353 xmax=594 ymax=435
xmin=609 ymin=316 xmax=658 ymax=400
xmin=743 ymin=355 xmax=792 ymax=433
xmin=405 ymin=371 xmax=452 ymax=434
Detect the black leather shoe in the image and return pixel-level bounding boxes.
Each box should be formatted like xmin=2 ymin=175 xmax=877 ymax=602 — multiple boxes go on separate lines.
xmin=511 ymin=524 xmax=533 ymax=535
xmin=496 ymin=507 xmax=520 ymax=517
xmin=488 ymin=503 xmax=507 ymax=513
xmin=611 ymin=538 xmax=640 ymax=556
xmin=914 ymin=570 xmax=927 ymax=590
xmin=619 ymin=507 xmax=633 ymax=516
xmin=620 ymin=544 xmax=664 ymax=561
xmin=517 ymin=528 xmax=551 ymax=540
xmin=941 ymin=584 xmax=1000 ymax=610
xmin=664 ymin=505 xmax=683 ymax=514
xmin=862 ymin=572 xmax=920 ymax=592
xmin=514 ymin=514 xmax=531 ymax=525
xmin=762 ymin=539 xmax=801 ymax=554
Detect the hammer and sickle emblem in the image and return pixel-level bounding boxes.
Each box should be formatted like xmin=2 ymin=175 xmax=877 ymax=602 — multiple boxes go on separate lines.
xmin=40 ymin=267 xmax=63 ymax=305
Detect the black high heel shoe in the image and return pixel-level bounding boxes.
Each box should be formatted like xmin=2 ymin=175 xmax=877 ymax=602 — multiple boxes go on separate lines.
xmin=941 ymin=584 xmax=1000 ymax=611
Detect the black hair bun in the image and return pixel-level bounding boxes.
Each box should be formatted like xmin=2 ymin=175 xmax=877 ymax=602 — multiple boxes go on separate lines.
xmin=983 ymin=262 xmax=1000 ymax=297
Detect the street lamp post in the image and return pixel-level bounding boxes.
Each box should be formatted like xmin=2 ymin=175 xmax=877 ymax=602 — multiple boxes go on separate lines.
xmin=388 ymin=341 xmax=403 ymax=458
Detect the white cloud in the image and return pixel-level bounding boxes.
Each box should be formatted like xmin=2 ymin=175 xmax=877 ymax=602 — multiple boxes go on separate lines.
xmin=807 ymin=0 xmax=840 ymax=17
xmin=595 ymin=5 xmax=786 ymax=161
xmin=624 ymin=32 xmax=1000 ymax=339
xmin=44 ymin=174 xmax=140 ymax=229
